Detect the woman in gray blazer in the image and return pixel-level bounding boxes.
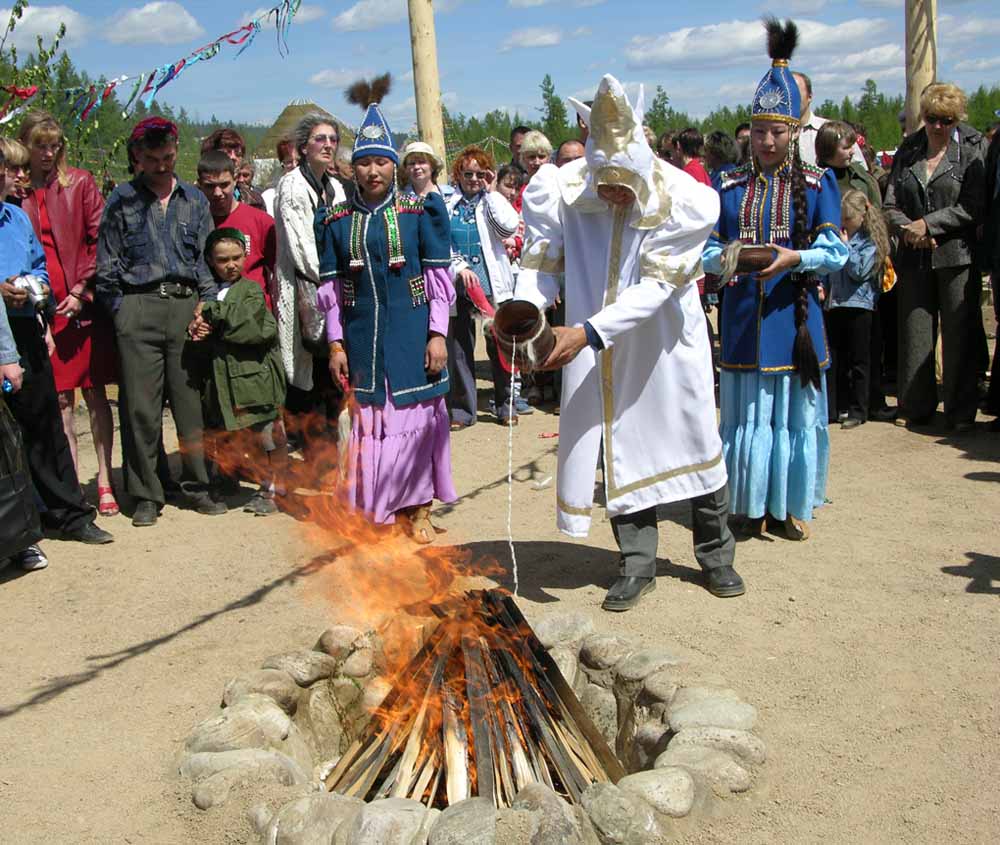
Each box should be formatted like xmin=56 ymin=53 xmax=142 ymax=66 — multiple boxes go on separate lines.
xmin=884 ymin=83 xmax=987 ymax=430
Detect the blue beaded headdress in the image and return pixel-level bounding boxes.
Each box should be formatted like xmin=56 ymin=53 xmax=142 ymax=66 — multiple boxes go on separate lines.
xmin=346 ymin=73 xmax=399 ymax=164
xmin=751 ymin=18 xmax=801 ymax=126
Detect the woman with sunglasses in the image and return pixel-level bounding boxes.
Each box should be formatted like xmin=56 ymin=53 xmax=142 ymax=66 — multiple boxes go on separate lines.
xmin=444 ymin=145 xmax=520 ymax=428
xmin=884 ymin=82 xmax=988 ymax=431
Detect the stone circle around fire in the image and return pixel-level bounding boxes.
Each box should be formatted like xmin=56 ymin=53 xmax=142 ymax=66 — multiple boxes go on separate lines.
xmin=180 ymin=609 xmax=766 ymax=844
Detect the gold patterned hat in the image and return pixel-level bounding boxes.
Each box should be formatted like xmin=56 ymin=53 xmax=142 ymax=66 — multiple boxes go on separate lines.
xmin=568 ymin=74 xmax=656 ymax=208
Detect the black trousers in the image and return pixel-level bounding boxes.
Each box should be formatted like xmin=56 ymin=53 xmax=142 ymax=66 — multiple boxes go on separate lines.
xmin=447 ymin=296 xmax=510 ymax=425
xmin=826 ymin=307 xmax=872 ymax=422
xmin=7 ymin=316 xmax=94 ymax=534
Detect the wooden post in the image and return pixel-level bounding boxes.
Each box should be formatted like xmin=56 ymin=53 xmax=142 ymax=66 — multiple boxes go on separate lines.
xmin=904 ymin=0 xmax=937 ymax=136
xmin=407 ymin=0 xmax=448 ymax=178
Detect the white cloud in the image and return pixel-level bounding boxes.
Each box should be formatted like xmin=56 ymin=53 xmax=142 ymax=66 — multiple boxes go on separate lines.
xmin=857 ymin=0 xmax=902 ymax=7
xmin=939 ymin=14 xmax=1000 ymax=41
xmin=105 ymin=2 xmax=204 ymax=45
xmin=333 ymin=0 xmax=463 ymax=32
xmin=823 ymin=43 xmax=903 ymax=72
xmin=953 ymin=56 xmax=1000 ymax=73
xmin=0 ymin=4 xmax=89 ymax=48
xmin=626 ymin=17 xmax=891 ymax=70
xmin=500 ymin=26 xmax=563 ymax=51
xmin=571 ymin=26 xmax=591 ymax=37
xmin=309 ymin=67 xmax=374 ymax=87
xmin=240 ymin=4 xmax=324 ymax=25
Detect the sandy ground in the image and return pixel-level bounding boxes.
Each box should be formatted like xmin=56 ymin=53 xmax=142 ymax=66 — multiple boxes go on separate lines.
xmin=2 ymin=359 xmax=999 ymax=844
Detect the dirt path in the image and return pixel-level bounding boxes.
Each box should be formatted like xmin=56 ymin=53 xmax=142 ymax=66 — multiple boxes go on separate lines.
xmin=1 ymin=395 xmax=997 ymax=844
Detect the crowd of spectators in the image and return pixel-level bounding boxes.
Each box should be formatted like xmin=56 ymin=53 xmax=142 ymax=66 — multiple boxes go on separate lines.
xmin=2 ymin=73 xmax=998 ymax=572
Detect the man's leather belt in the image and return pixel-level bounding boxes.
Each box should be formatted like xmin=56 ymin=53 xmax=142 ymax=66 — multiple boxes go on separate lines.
xmin=122 ymin=281 xmax=195 ymax=298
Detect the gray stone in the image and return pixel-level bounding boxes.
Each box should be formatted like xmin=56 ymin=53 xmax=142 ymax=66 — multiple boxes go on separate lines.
xmin=294 ymin=681 xmax=349 ymax=760
xmin=339 ymin=648 xmax=374 ymax=679
xmin=668 ymin=727 xmax=766 ymax=766
xmin=180 ymin=748 xmax=308 ymax=784
xmin=615 ymin=648 xmax=684 ymax=684
xmin=266 ymin=792 xmax=364 ymax=845
xmin=263 ymin=651 xmax=341 ymax=687
xmin=655 ymin=746 xmax=751 ymax=794
xmin=428 ymin=797 xmax=496 ymax=845
xmin=579 ymin=683 xmax=618 ymax=748
xmin=624 ymin=721 xmax=672 ymax=773
xmin=223 ymin=669 xmax=301 ymax=715
xmin=495 ymin=808 xmax=542 ymax=843
xmin=580 ymin=783 xmax=663 ymax=845
xmin=534 ymin=612 xmax=595 ymax=650
xmin=248 ymin=802 xmax=273 ymax=836
xmin=550 ymin=646 xmax=580 ymax=690
xmin=513 ymin=783 xmax=594 ymax=845
xmin=666 ymin=687 xmax=757 ymax=732
xmin=618 ymin=768 xmax=696 ymax=818
xmin=579 ymin=634 xmax=632 ymax=671
xmin=182 ymin=749 xmax=308 ymax=810
xmin=363 ymin=676 xmax=391 ymax=713
xmin=185 ymin=694 xmax=313 ymax=772
xmin=316 ymin=625 xmax=364 ymax=661
xmin=338 ymin=798 xmax=435 ymax=845
xmin=642 ymin=671 xmax=679 ymax=706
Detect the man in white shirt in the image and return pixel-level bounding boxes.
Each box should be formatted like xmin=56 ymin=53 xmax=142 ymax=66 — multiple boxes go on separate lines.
xmin=794 ymin=72 xmax=867 ymax=169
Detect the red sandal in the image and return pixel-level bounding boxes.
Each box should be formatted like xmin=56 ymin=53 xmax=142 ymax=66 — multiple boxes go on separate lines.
xmin=98 ymin=486 xmax=120 ymax=517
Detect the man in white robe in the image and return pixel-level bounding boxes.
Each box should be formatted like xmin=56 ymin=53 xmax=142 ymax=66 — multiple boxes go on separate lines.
xmin=516 ymin=75 xmax=744 ymax=610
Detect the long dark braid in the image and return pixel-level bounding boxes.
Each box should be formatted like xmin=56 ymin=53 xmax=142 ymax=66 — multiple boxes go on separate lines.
xmin=789 ymin=143 xmax=820 ymax=389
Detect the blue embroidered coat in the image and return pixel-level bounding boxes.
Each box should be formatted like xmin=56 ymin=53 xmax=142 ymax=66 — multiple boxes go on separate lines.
xmin=315 ymin=190 xmax=452 ymax=407
xmin=710 ymin=161 xmax=843 ymax=374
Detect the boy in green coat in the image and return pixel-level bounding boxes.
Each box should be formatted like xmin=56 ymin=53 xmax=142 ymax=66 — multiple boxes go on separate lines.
xmin=189 ymin=228 xmax=287 ymax=514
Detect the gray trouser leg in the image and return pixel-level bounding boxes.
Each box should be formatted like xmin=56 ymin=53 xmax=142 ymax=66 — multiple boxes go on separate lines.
xmin=691 ymin=483 xmax=735 ymax=572
xmin=611 ymin=507 xmax=658 ymax=578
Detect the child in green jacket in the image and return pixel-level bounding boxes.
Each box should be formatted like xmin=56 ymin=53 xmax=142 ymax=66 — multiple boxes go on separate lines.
xmin=189 ymin=228 xmax=287 ymax=515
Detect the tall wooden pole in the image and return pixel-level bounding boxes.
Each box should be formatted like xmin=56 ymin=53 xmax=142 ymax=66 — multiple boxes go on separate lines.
xmin=904 ymin=0 xmax=937 ymax=135
xmin=407 ymin=0 xmax=448 ymax=179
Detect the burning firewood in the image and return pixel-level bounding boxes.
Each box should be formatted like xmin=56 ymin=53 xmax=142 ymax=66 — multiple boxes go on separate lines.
xmin=325 ymin=590 xmax=625 ymax=810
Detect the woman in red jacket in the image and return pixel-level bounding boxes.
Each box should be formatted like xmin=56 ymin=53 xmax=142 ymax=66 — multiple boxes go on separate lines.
xmin=19 ymin=111 xmax=119 ymax=515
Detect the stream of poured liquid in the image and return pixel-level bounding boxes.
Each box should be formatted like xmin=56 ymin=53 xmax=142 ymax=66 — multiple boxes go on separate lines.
xmin=507 ymin=340 xmax=519 ymax=596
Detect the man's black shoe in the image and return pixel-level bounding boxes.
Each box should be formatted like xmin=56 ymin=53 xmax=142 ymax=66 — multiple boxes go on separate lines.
xmin=602 ymin=576 xmax=655 ymax=612
xmin=705 ymin=565 xmax=746 ymax=598
xmin=132 ymin=500 xmax=159 ymax=527
xmin=187 ymin=491 xmax=228 ymax=516
xmin=871 ymin=406 xmax=897 ymax=422
xmin=62 ymin=521 xmax=115 ymax=544
xmin=841 ymin=417 xmax=864 ymax=430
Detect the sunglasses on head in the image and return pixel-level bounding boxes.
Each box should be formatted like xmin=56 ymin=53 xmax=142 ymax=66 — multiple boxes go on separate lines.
xmin=925 ymin=115 xmax=955 ymax=127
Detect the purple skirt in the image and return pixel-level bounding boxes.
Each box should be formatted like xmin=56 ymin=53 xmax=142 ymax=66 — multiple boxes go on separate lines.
xmin=347 ymin=385 xmax=457 ymax=524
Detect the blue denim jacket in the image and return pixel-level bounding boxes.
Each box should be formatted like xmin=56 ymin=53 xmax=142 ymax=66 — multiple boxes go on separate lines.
xmin=0 ymin=301 xmax=18 ymax=365
xmin=96 ymin=177 xmax=216 ymax=312
xmin=826 ymin=231 xmax=879 ymax=311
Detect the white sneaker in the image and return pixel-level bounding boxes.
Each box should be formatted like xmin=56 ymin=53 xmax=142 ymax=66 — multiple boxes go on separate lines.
xmin=18 ymin=545 xmax=49 ymax=571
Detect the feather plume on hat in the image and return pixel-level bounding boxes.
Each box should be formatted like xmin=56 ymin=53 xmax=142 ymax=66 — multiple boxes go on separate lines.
xmin=345 ymin=73 xmax=393 ymax=109
xmin=764 ymin=16 xmax=798 ymax=63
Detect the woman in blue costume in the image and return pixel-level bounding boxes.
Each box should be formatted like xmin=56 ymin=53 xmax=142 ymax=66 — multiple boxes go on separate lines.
xmin=314 ymin=75 xmax=457 ymax=543
xmin=703 ymin=18 xmax=848 ymax=541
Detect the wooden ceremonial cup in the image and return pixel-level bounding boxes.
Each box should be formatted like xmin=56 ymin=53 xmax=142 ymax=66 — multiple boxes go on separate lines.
xmin=735 ymin=246 xmax=776 ymax=273
xmin=492 ymin=300 xmax=555 ymax=374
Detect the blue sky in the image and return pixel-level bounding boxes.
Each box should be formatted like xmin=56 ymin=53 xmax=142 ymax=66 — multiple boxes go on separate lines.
xmin=5 ymin=0 xmax=999 ymax=133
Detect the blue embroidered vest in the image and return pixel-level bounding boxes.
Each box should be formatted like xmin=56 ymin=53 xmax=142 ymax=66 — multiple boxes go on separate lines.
xmin=715 ymin=160 xmax=841 ymax=373
xmin=315 ymin=190 xmax=452 ymax=407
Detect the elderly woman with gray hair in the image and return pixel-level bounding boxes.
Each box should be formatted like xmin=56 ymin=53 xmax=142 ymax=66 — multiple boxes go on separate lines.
xmin=273 ymin=113 xmax=347 ymax=445
xmin=883 ymin=82 xmax=987 ymax=430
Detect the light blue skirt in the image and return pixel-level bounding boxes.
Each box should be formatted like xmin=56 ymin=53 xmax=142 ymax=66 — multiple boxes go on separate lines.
xmin=719 ymin=369 xmax=829 ymax=522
